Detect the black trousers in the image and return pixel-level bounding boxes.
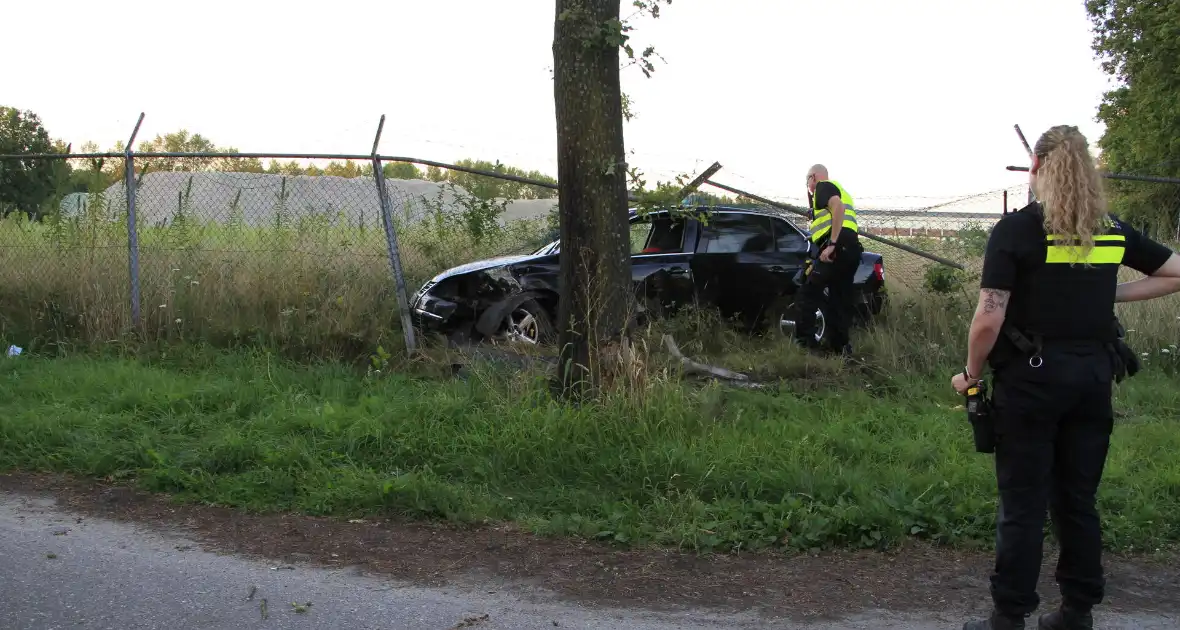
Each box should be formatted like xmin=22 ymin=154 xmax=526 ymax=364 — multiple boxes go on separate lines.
xmin=989 ymin=347 xmax=1115 ymax=616
xmin=794 ymin=244 xmax=860 ymax=349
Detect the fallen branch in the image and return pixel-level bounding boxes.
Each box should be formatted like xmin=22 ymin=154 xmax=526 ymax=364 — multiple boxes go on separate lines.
xmin=662 ymin=335 xmax=765 ymax=388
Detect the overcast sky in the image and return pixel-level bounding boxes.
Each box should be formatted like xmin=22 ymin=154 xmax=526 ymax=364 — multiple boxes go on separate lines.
xmin=5 ymin=0 xmax=1111 ymax=207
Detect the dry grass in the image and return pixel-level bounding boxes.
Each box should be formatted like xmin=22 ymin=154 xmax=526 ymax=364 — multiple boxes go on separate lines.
xmin=0 ymin=211 xmax=547 ymax=358
xmin=2 ymin=211 xmax=1177 ymax=367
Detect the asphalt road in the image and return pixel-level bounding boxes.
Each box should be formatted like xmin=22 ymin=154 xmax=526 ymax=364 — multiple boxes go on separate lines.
xmin=1 ymin=492 xmax=1176 ymax=630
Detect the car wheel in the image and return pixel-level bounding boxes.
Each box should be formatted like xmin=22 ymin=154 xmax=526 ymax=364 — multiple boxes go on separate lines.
xmin=776 ymin=300 xmax=828 ymax=346
xmin=498 ymin=299 xmax=554 ymax=346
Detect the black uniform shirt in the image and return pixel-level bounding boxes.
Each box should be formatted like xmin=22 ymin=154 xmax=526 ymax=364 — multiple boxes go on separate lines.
xmin=980 ymin=202 xmax=1172 ymax=341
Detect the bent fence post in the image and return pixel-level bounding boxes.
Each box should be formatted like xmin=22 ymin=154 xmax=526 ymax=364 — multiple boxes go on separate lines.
xmin=370 ymin=115 xmax=417 ymax=356
xmin=1014 ymin=124 xmax=1034 ymax=203
xmin=124 ymin=112 xmax=145 ymax=332
xmin=674 ymin=162 xmax=723 ymax=204
xmin=703 ymin=179 xmax=966 ymax=271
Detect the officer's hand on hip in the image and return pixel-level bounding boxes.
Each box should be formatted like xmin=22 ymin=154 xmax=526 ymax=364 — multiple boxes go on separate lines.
xmin=820 ymin=244 xmax=836 ymax=263
xmin=951 ymin=372 xmax=978 ymax=396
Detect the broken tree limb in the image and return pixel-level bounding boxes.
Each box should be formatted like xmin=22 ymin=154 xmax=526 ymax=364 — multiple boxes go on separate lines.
xmin=673 ymin=161 xmax=723 ymax=204
xmin=662 ymin=335 xmax=765 ymax=388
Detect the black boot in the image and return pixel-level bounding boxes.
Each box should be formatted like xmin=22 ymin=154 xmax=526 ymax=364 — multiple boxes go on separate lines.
xmin=1037 ymin=604 xmax=1093 ymax=630
xmin=963 ymin=609 xmax=1026 ymax=630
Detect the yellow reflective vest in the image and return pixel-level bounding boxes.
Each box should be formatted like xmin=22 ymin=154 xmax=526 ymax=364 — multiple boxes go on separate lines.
xmin=1043 ymin=216 xmax=1124 ymax=266
xmin=809 ymin=179 xmax=858 ymax=244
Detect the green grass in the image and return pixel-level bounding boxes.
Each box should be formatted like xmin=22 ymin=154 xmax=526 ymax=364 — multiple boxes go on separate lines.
xmin=2 ymin=340 xmax=1178 ymax=554
xmin=4 ymin=193 xmax=1180 ymax=556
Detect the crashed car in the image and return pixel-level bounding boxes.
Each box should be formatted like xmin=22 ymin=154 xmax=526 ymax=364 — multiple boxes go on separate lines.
xmin=411 ymin=205 xmax=886 ymax=346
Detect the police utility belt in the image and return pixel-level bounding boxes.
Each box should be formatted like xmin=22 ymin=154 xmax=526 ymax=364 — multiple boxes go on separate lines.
xmin=989 ymin=319 xmax=1140 ymax=383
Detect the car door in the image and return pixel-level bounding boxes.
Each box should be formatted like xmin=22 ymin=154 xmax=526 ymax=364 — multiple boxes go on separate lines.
xmin=689 ymin=211 xmax=782 ymax=323
xmin=629 ymin=211 xmax=697 ymax=314
xmin=769 ymin=215 xmax=812 ymax=296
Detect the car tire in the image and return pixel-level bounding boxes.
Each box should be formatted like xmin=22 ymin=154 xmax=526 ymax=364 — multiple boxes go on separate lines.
xmin=853 ymin=290 xmax=885 ymax=324
xmin=870 ymin=290 xmax=885 ymax=316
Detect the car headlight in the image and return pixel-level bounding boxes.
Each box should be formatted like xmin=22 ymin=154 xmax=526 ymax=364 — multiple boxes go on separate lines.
xmin=413 ymin=281 xmax=436 ymax=306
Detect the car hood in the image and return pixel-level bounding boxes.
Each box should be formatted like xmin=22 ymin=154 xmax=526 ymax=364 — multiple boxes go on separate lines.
xmin=430 ymin=254 xmax=542 ymax=283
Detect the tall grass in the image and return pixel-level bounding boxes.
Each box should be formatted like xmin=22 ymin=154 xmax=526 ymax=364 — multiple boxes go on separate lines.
xmin=0 ymin=201 xmax=549 ymax=357
xmin=3 ymin=201 xmax=1178 ymax=366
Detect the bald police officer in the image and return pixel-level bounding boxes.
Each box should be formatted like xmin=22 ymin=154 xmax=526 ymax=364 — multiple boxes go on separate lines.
xmin=795 ymin=164 xmax=863 ymax=355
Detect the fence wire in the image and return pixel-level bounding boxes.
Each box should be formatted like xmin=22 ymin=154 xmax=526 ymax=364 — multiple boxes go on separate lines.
xmin=697 ymin=181 xmax=1025 ymax=296
xmin=0 ymin=155 xmax=557 ymax=354
xmin=2 ymin=151 xmax=1178 ymax=356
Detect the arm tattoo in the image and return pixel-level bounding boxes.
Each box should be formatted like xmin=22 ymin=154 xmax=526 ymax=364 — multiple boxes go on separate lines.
xmin=981 ymin=289 xmax=1010 ymax=314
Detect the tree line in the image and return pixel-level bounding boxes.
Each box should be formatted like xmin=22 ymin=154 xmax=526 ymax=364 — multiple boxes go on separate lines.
xmin=1 ymin=109 xmax=747 ymax=222
xmin=1086 ymin=0 xmax=1180 ymax=236
xmin=0 ymin=115 xmax=566 ymax=219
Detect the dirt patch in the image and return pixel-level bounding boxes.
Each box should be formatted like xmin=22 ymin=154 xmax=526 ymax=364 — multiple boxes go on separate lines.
xmin=2 ymin=472 xmax=1177 ymax=621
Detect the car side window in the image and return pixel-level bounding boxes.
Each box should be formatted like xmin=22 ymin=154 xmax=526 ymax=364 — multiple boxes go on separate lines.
xmin=772 ymin=218 xmax=807 ymax=252
xmin=695 ymin=213 xmax=775 ymax=254
xmin=632 ymin=215 xmax=685 ymax=255
xmin=629 ymin=222 xmax=652 ymax=254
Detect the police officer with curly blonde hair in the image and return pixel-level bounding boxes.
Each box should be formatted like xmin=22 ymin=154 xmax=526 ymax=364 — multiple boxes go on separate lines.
xmin=953 ymin=125 xmax=1180 ymax=630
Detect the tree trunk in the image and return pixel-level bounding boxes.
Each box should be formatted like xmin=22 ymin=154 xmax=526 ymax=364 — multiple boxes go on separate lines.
xmin=551 ymin=0 xmax=632 ymax=400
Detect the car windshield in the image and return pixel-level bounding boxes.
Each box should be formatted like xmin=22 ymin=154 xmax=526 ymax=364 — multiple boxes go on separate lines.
xmin=532 ymin=241 xmax=558 ymax=255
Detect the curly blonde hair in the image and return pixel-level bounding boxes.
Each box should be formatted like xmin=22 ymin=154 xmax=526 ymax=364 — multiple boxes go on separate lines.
xmin=1032 ymin=125 xmax=1108 ymax=258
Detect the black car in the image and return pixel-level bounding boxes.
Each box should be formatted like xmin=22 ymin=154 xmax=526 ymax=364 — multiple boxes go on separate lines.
xmin=411 ymin=206 xmax=886 ymax=346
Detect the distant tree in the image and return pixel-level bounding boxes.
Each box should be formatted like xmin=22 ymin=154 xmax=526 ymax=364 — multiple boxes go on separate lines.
xmin=267 ymin=159 xmax=308 ymax=176
xmin=66 ymin=140 xmax=122 ymax=192
xmin=225 ymin=157 xmax=265 ymax=173
xmin=444 ymin=159 xmax=558 ymax=200
xmin=135 ymin=130 xmax=215 ymax=172
xmin=323 ymin=160 xmax=363 ymax=178
xmin=425 ymin=165 xmax=447 ymax=182
xmin=410 ymin=159 xmax=557 ymax=198
xmin=1086 ymin=0 xmax=1180 ymax=236
xmin=136 ymin=129 xmax=263 ymax=173
xmin=0 ymin=106 xmax=71 ymax=219
xmin=384 ymin=162 xmax=424 ymax=180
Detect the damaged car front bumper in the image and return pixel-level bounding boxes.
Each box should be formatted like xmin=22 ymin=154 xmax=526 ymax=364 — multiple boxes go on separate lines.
xmin=411 ymin=281 xmax=460 ymax=330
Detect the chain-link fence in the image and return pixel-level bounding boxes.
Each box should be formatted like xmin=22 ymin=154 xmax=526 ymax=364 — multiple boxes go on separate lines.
xmin=3 ymin=146 xmax=1178 ymax=358
xmin=0 ymin=151 xmax=558 ymax=356
xmin=698 ymin=179 xmax=1022 ymax=297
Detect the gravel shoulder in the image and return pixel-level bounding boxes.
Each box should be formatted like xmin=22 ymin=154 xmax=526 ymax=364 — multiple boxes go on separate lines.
xmin=1 ymin=473 xmax=1177 ymax=629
